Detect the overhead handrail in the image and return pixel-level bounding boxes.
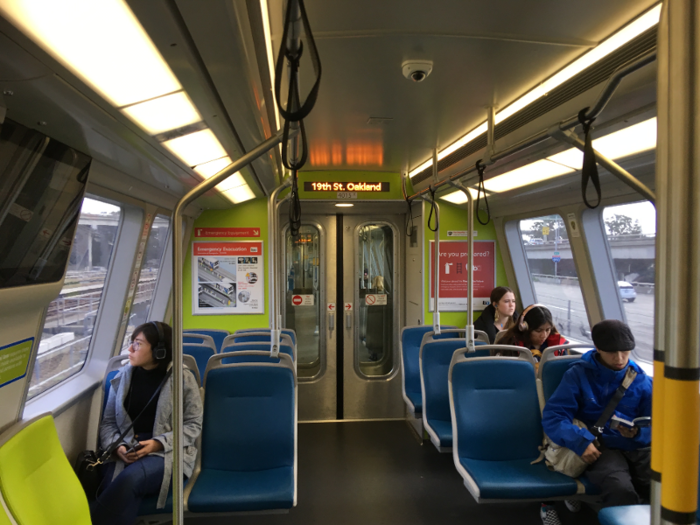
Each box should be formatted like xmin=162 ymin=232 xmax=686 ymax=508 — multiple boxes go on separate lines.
xmin=172 ymin=129 xmax=290 ymax=525
xmin=403 ymin=51 xmax=658 ymax=204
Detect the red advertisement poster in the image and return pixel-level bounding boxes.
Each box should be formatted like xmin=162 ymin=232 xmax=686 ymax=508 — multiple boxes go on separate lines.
xmin=429 ymin=240 xmax=496 ymax=311
xmin=194 ymin=227 xmax=260 ymax=238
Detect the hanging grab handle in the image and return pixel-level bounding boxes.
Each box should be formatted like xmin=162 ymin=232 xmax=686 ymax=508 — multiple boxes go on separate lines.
xmin=427 ymin=187 xmax=439 ymax=232
xmin=578 ymin=108 xmax=602 ymax=209
xmin=475 ymin=161 xmax=491 ymax=225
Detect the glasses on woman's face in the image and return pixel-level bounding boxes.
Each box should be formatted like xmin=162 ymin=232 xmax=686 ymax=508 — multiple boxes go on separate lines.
xmin=130 ymin=338 xmax=147 ymax=350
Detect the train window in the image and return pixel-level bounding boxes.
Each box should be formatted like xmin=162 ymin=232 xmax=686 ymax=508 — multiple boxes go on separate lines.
xmin=119 ymin=214 xmax=171 ymax=352
xmin=284 ymin=225 xmax=322 ymax=377
xmin=602 ymin=202 xmax=655 ymax=362
xmin=28 ymin=197 xmax=121 ymax=400
xmin=519 ymin=214 xmax=588 ymax=341
xmin=356 ymin=223 xmax=395 ymax=377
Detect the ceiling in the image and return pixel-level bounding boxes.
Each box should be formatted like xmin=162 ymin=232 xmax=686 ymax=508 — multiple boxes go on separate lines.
xmin=0 ymin=0 xmax=660 ymax=211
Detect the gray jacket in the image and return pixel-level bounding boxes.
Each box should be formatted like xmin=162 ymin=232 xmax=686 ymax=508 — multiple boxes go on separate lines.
xmin=99 ymin=363 xmax=203 ymax=509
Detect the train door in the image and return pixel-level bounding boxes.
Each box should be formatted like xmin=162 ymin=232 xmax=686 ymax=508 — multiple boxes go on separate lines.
xmin=281 ymin=217 xmax=337 ymax=421
xmin=281 ymin=211 xmax=404 ymax=421
xmin=341 ymin=215 xmax=404 ymax=420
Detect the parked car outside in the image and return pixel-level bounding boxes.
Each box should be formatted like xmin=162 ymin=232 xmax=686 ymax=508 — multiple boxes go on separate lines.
xmin=618 ymin=281 xmax=637 ymax=302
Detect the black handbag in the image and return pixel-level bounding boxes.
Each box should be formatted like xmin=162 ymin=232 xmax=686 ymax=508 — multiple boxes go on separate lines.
xmin=75 ymin=368 xmax=172 ymax=500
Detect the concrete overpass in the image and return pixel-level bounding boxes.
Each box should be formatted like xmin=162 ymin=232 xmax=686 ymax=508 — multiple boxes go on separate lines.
xmin=524 ymin=235 xmax=655 ymax=260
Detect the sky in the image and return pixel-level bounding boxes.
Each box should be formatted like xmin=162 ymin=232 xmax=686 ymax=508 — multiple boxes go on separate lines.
xmin=80 ymin=197 xmax=120 ymax=215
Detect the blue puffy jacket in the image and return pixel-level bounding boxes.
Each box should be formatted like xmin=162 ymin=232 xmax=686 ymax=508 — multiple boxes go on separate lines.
xmin=542 ymin=350 xmax=652 ymax=456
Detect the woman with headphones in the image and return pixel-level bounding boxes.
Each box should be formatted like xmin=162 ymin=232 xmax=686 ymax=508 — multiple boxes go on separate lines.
xmin=499 ymin=304 xmax=569 ymax=370
xmin=91 ymin=322 xmax=203 ymax=525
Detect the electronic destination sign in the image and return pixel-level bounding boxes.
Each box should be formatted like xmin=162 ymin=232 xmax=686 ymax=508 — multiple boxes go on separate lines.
xmin=303 ymin=182 xmax=390 ymax=192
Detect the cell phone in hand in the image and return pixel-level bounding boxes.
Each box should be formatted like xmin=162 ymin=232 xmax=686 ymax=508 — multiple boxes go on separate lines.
xmin=127 ymin=443 xmax=144 ymax=454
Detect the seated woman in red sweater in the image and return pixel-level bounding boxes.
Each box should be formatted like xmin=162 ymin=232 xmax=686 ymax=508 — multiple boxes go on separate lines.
xmin=498 ymin=304 xmax=568 ymax=370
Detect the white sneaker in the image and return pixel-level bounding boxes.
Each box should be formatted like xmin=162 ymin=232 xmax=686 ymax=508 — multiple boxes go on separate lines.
xmin=540 ymin=504 xmax=563 ymax=525
xmin=565 ymin=499 xmax=582 ymax=513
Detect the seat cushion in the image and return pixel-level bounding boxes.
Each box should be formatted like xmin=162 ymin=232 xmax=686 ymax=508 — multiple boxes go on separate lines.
xmin=428 ymin=419 xmax=452 ymax=447
xmin=460 ymin=458 xmax=578 ymax=499
xmin=597 ymin=505 xmax=651 ymax=525
xmin=187 ymin=468 xmax=294 ymax=512
xmin=405 ymin=390 xmax=422 ymax=414
xmin=578 ymin=474 xmax=602 ymax=495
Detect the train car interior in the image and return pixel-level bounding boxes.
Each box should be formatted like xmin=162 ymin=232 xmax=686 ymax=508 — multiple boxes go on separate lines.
xmin=0 ymin=0 xmax=695 ymax=524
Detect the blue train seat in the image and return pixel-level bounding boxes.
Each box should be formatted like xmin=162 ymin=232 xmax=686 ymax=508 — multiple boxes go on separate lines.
xmin=183 ymin=344 xmax=215 ymax=382
xmin=399 ymin=325 xmax=457 ymax=416
xmin=183 ymin=329 xmax=229 ymax=353
xmin=449 ymin=348 xmax=583 ymax=502
xmin=185 ymin=352 xmax=296 ymax=513
xmin=235 ymin=328 xmax=297 ymax=346
xmin=221 ymin=342 xmax=296 ymax=364
xmin=183 ymin=333 xmax=217 ymax=351
xmin=537 ymin=345 xmax=590 ymax=408
xmin=226 ymin=332 xmax=295 ymax=351
xmin=420 ymin=332 xmax=488 ymax=451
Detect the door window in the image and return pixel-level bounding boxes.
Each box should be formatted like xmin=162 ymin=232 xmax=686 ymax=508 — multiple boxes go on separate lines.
xmin=356 ymin=223 xmax=395 ymax=377
xmin=284 ymin=225 xmax=322 ymax=378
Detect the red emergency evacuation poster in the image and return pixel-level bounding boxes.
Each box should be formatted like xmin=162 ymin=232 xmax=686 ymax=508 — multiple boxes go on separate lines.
xmin=192 ymin=241 xmax=264 ymax=315
xmin=429 ymin=240 xmax=496 ymax=311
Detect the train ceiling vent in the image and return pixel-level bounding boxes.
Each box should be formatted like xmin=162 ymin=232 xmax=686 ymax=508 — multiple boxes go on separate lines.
xmin=411 ymin=27 xmax=657 ymax=186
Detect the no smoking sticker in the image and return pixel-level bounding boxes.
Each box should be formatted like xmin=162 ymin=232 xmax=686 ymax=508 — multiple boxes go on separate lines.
xmin=365 ymin=294 xmax=387 ymax=306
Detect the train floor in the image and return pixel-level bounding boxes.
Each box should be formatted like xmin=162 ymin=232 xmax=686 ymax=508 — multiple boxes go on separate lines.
xmin=178 ymin=420 xmax=598 ymax=525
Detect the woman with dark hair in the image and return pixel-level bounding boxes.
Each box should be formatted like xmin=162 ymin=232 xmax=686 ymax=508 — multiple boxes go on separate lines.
xmin=90 ymin=322 xmax=203 ymax=525
xmin=499 ymin=305 xmax=570 ymax=525
xmin=499 ymin=304 xmax=568 ymax=367
xmin=474 ymin=286 xmax=517 ymax=343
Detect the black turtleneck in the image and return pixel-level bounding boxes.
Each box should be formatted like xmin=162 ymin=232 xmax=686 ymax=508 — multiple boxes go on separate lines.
xmin=124 ymin=365 xmax=167 ymax=436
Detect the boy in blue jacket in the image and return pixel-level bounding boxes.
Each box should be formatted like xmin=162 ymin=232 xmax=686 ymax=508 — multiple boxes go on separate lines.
xmin=542 ymin=319 xmax=652 ymax=509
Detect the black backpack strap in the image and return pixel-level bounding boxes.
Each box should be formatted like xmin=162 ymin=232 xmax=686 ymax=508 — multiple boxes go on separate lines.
xmin=590 ymin=367 xmax=638 ymax=439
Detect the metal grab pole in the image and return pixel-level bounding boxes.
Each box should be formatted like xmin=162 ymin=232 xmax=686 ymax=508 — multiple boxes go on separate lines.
xmin=423 ymin=192 xmax=440 ymax=335
xmin=650 ymin=4 xmax=669 ymax=524
xmin=269 ymin=178 xmax=292 ymax=357
xmin=449 ymin=180 xmax=474 ymax=351
xmin=660 ymin=1 xmax=700 ymax=524
xmin=172 ymin=129 xmax=285 ymax=525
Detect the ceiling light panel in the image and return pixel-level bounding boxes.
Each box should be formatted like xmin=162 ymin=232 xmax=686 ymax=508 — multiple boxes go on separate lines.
xmin=222 ymin=184 xmax=255 ymax=204
xmin=484 ymin=160 xmax=573 ymax=194
xmin=163 ymin=129 xmax=228 ymax=167
xmin=0 ymin=0 xmax=182 ymax=107
xmin=440 ymin=189 xmax=480 ymax=204
xmin=122 ymin=92 xmax=202 ymax=135
xmin=594 ymin=117 xmax=657 ymax=159
xmin=408 ymin=4 xmax=661 ymax=178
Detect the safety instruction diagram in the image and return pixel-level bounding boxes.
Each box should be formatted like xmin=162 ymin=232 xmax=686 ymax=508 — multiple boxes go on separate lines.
xmin=429 ymin=240 xmax=496 ymax=311
xmin=192 ymin=241 xmax=264 ymax=315
xmin=0 ymin=338 xmax=33 ymax=389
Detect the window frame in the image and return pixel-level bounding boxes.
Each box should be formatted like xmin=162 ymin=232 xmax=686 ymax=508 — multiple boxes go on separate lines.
xmin=22 ymin=193 xmax=148 ymax=419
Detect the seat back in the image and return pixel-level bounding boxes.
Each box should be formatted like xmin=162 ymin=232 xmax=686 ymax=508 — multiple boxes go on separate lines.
xmin=226 ymin=332 xmax=294 ymax=351
xmin=0 ymin=415 xmax=91 ymax=525
xmin=421 ymin=339 xmax=488 ymax=424
xmin=235 ymin=328 xmax=297 ymax=346
xmin=400 ymin=326 xmax=457 ymax=402
xmin=183 ymin=333 xmax=216 ymax=351
xmin=183 ymin=329 xmax=229 ymax=353
xmin=537 ymin=345 xmax=589 ymax=409
xmin=201 ymin=353 xmax=296 ymax=473
xmin=184 ymin=344 xmax=216 ymax=378
xmin=219 ymin=342 xmax=295 ymax=366
xmin=102 ymin=355 xmax=128 ymax=413
xmin=449 ymin=354 xmax=540 ymax=462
